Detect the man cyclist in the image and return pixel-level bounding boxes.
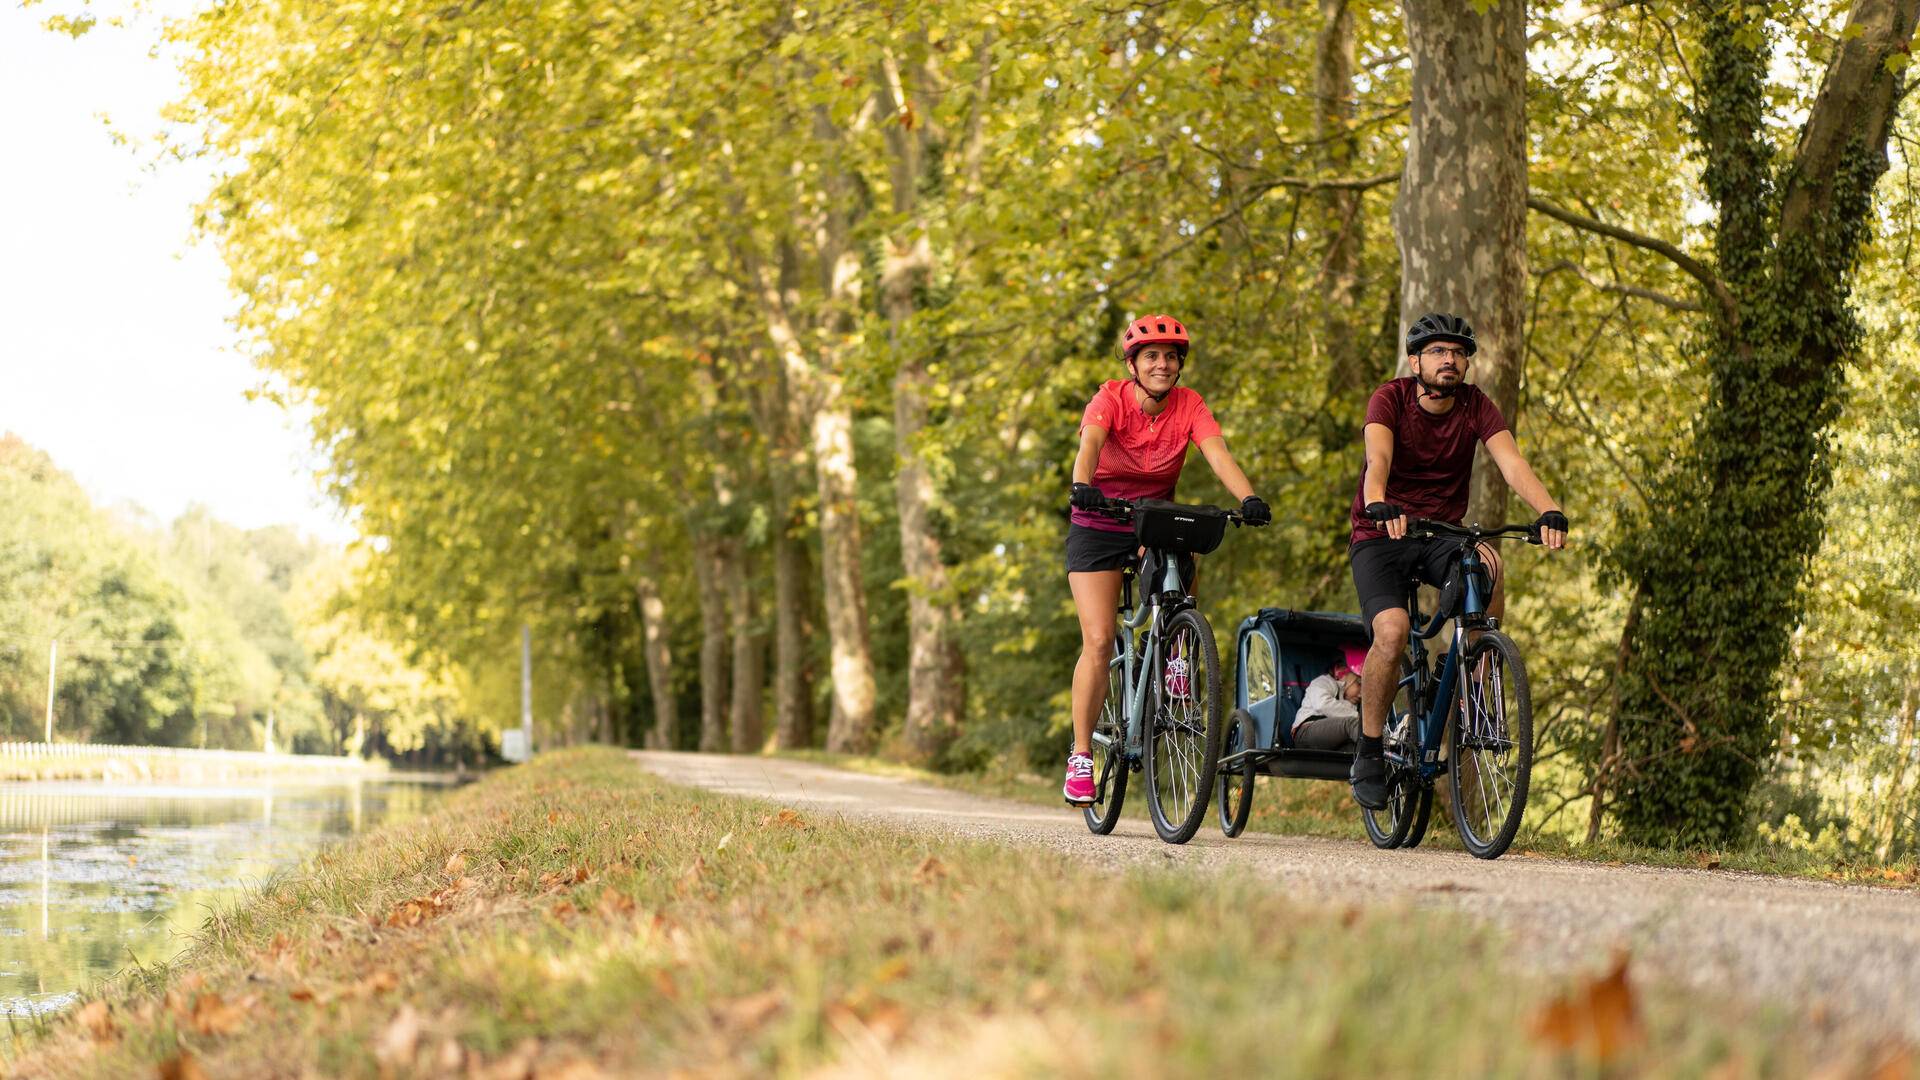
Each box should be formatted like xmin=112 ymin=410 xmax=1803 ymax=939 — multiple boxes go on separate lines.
xmin=1062 ymin=313 xmax=1270 ymax=806
xmin=1346 ymin=312 xmax=1568 ymax=810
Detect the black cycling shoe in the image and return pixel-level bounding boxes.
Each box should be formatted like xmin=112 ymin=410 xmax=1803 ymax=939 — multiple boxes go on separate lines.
xmin=1350 ymin=754 xmax=1390 ymax=811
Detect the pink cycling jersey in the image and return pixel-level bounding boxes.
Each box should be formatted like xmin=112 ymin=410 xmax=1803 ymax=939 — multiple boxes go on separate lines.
xmin=1073 ymin=379 xmax=1222 ymax=533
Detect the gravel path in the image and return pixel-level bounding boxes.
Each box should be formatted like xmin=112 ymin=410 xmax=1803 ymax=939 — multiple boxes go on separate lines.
xmin=632 ymin=750 xmax=1920 ymax=1044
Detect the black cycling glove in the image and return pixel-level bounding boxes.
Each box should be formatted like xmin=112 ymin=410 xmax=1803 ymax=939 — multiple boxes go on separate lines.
xmin=1240 ymin=495 xmax=1271 ymax=526
xmin=1364 ymin=501 xmax=1404 ymax=523
xmin=1535 ymin=509 xmax=1569 ymax=534
xmin=1070 ymin=482 xmax=1105 ymax=510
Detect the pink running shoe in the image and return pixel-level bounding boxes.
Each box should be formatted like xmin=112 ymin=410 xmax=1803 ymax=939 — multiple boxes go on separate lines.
xmin=1164 ymin=656 xmax=1192 ymax=701
xmin=1063 ymin=752 xmax=1096 ymax=806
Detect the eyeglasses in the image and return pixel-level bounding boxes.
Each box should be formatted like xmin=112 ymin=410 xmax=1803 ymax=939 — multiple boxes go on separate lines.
xmin=1419 ymin=346 xmax=1469 ymax=361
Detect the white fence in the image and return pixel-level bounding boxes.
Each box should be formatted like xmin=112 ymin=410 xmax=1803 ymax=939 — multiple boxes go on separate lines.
xmin=0 ymin=741 xmax=371 ymax=771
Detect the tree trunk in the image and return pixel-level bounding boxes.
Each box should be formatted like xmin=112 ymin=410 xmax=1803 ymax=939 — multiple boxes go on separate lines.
xmin=1873 ymin=678 xmax=1917 ymax=862
xmin=693 ymin=539 xmax=731 ymax=753
xmin=878 ymin=50 xmax=965 ymax=765
xmin=725 ymin=538 xmax=767 ymax=754
xmin=1392 ymin=0 xmax=1528 ymax=527
xmin=812 ymin=398 xmax=881 ymax=754
xmin=1612 ymin=0 xmax=1920 ymax=845
xmin=769 ymin=447 xmax=815 ymax=749
xmin=1314 ymin=0 xmax=1372 ymax=433
xmin=635 ymin=573 xmax=678 ymax=750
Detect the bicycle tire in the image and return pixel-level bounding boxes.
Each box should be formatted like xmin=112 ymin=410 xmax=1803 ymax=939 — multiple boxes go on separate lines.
xmin=1144 ymin=608 xmax=1222 ymax=844
xmin=1083 ymin=636 xmax=1129 ymax=835
xmin=1448 ymin=630 xmax=1533 ymax=859
xmin=1218 ymin=708 xmax=1256 ymax=838
xmin=1361 ymin=658 xmax=1423 ymax=848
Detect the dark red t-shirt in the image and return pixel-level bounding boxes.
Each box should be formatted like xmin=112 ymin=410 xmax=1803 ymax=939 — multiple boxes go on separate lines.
xmin=1348 ymin=377 xmax=1510 ymax=544
xmin=1073 ymin=380 xmax=1223 ymax=533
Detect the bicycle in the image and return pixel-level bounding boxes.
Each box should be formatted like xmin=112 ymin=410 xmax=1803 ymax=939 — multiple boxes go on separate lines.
xmin=1363 ymin=518 xmax=1542 ymax=860
xmin=1081 ymin=495 xmax=1248 ymax=844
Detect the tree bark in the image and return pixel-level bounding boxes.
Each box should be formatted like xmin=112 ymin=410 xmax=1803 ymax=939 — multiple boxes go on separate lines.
xmin=725 ymin=538 xmax=767 ymax=753
xmin=768 ymin=446 xmax=815 ymax=749
xmin=878 ymin=48 xmax=966 ymax=764
xmin=1873 ymin=678 xmax=1917 ymax=862
xmin=1392 ymin=0 xmax=1528 ymax=526
xmin=812 ymin=398 xmax=881 ymax=754
xmin=693 ymin=539 xmax=731 ymax=753
xmin=1314 ymin=0 xmax=1372 ymax=425
xmin=634 ymin=573 xmax=678 ymax=751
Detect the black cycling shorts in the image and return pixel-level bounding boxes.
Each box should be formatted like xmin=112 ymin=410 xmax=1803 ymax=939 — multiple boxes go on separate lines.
xmin=1349 ymin=535 xmax=1459 ymax=627
xmin=1065 ymin=524 xmax=1139 ymax=574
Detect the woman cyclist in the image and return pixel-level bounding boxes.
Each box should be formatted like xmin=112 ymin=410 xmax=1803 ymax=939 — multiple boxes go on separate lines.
xmin=1062 ymin=314 xmax=1270 ymax=806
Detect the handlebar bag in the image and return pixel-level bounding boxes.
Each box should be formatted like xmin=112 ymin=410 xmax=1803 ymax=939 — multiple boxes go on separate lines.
xmin=1131 ymin=499 xmax=1228 ymax=556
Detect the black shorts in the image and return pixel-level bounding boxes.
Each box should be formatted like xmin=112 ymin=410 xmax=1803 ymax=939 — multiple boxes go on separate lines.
xmin=1065 ymin=524 xmax=1140 ymax=574
xmin=1349 ymin=536 xmax=1459 ymax=627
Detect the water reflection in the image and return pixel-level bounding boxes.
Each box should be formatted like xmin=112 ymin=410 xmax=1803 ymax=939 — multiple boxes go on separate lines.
xmin=0 ymin=777 xmax=441 ymax=1014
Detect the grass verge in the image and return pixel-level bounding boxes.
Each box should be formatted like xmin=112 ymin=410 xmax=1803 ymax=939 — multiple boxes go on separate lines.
xmin=10 ymin=747 xmax=1912 ymax=1078
xmin=777 ymin=750 xmax=1920 ymax=889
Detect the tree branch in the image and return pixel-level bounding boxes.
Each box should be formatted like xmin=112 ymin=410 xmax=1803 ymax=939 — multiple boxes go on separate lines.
xmin=1532 ymin=258 xmax=1702 ymax=312
xmin=1525 ymin=195 xmax=1737 ymax=323
xmin=1250 ymin=170 xmax=1401 ymax=194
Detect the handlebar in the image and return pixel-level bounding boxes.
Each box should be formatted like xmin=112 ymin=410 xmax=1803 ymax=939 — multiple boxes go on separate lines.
xmin=1084 ymin=494 xmax=1248 ymax=525
xmin=1403 ymin=518 xmax=1545 ymax=545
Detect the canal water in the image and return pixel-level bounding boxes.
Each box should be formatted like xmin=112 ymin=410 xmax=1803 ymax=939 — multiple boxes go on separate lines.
xmin=0 ymin=777 xmax=442 ymax=1015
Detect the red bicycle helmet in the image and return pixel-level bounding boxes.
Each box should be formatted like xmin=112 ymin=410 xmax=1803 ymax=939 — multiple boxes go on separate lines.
xmin=1119 ymin=314 xmax=1190 ymax=360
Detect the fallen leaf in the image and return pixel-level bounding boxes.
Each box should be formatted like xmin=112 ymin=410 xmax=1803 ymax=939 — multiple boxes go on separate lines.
xmin=353 ymin=970 xmax=400 ymax=998
xmin=74 ymin=1000 xmax=114 ymax=1041
xmin=676 ymin=857 xmax=707 ymax=894
xmin=189 ymin=992 xmax=249 ymax=1036
xmin=444 ymin=851 xmax=469 ymax=876
xmin=760 ymin=809 xmax=806 ymax=829
xmin=912 ymin=856 xmax=947 ymax=886
xmin=536 ymin=1060 xmax=608 ymax=1080
xmin=1527 ymin=951 xmax=1644 ymax=1062
xmin=550 ymin=900 xmax=579 ymax=921
xmin=289 ymin=987 xmax=320 ymax=1004
xmin=598 ymin=887 xmax=635 ymax=916
xmin=156 ymin=1051 xmax=211 ymax=1080
xmin=374 ymin=1005 xmax=422 ymax=1067
xmin=714 ymin=990 xmax=783 ymax=1032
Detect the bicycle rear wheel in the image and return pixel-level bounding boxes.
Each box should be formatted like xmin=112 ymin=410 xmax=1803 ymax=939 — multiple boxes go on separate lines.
xmin=1217 ymin=709 xmax=1256 ymax=838
xmin=1084 ymin=637 xmax=1129 ymax=835
xmin=1144 ymin=608 xmax=1222 ymax=844
xmin=1449 ymin=630 xmax=1532 ymax=859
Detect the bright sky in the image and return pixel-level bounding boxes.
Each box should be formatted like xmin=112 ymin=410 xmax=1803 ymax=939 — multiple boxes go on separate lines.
xmin=0 ymin=1 xmax=355 ymax=544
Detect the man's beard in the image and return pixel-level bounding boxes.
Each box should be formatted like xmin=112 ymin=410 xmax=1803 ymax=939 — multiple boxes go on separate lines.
xmin=1416 ymin=370 xmax=1460 ymax=399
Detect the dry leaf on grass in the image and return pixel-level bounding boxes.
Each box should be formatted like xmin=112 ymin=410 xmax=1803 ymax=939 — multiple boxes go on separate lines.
xmin=676 ymin=857 xmax=707 ymax=894
xmin=760 ymin=809 xmax=806 ymax=829
xmin=351 ymin=970 xmax=401 ymax=999
xmin=536 ymin=1060 xmax=608 ymax=1080
xmin=177 ymin=991 xmax=251 ymax=1036
xmin=73 ymin=1000 xmax=114 ymax=1041
xmin=374 ymin=1005 xmax=422 ymax=1067
xmin=912 ymin=856 xmax=947 ymax=886
xmin=550 ymin=900 xmax=579 ymax=921
xmin=1527 ymin=951 xmax=1645 ymax=1062
xmin=712 ymin=990 xmax=784 ymax=1033
xmin=156 ymin=1050 xmax=211 ymax=1080
xmin=444 ymin=851 xmax=469 ymax=876
xmin=597 ymin=887 xmax=635 ymax=916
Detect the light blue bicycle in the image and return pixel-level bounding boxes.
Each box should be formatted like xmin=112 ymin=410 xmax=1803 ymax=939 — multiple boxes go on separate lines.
xmin=1081 ymin=495 xmax=1248 ymax=844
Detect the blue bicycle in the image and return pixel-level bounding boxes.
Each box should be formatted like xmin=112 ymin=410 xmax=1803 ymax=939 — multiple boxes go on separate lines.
xmin=1365 ymin=518 xmax=1540 ymax=859
xmin=1082 ymin=496 xmax=1247 ymax=844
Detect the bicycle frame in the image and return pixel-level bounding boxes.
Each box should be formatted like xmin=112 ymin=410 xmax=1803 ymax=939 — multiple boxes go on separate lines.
xmin=1093 ymin=552 xmax=1190 ymax=762
xmin=1393 ymin=541 xmax=1492 ymax=781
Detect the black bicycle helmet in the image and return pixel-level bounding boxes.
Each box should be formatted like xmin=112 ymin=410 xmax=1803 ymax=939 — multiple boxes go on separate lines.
xmin=1405 ymin=312 xmax=1477 ymax=356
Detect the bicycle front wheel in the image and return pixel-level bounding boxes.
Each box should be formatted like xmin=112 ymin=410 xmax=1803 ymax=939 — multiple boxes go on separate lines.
xmin=1084 ymin=637 xmax=1129 ymax=835
xmin=1449 ymin=630 xmax=1533 ymax=859
xmin=1144 ymin=608 xmax=1222 ymax=844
